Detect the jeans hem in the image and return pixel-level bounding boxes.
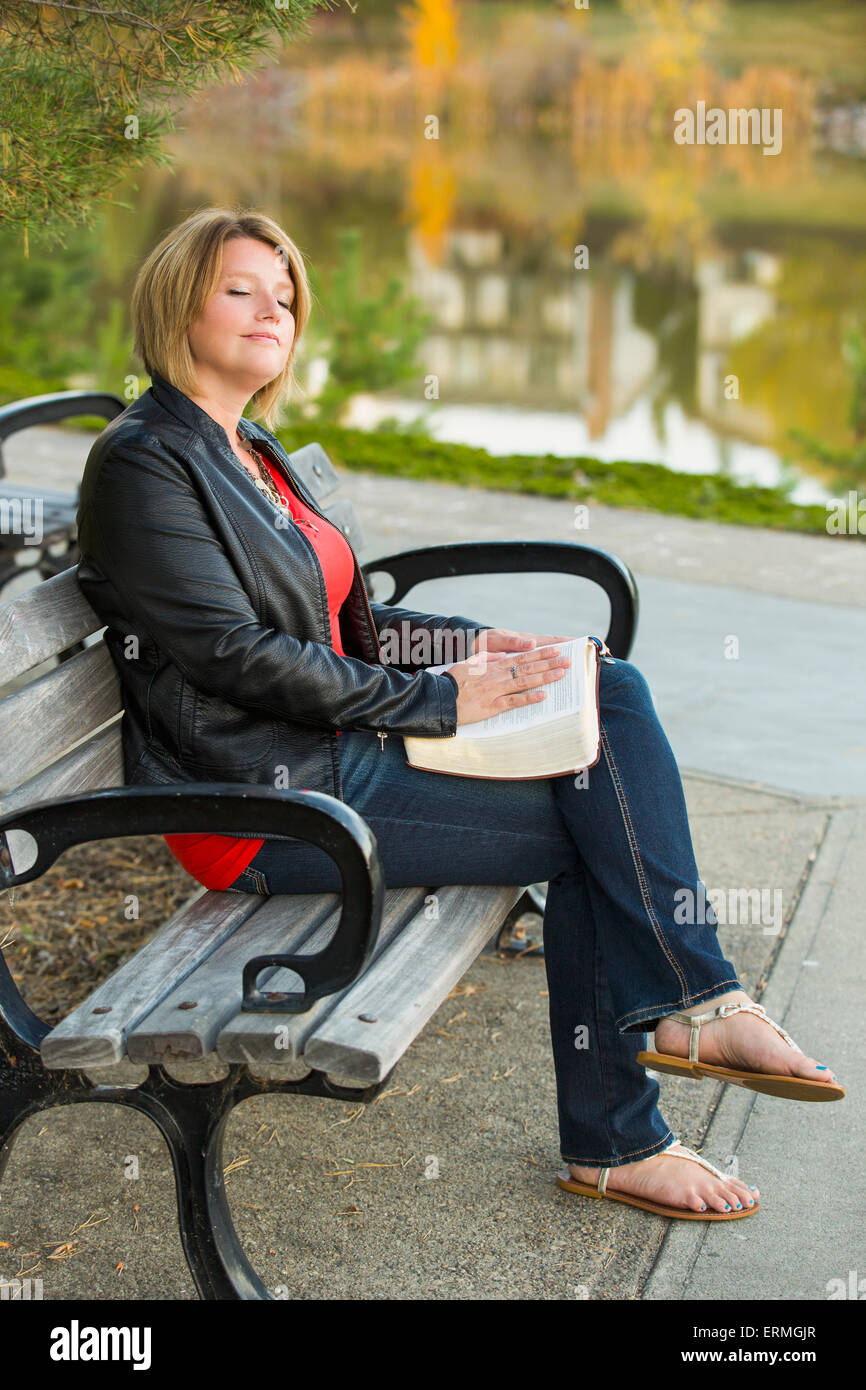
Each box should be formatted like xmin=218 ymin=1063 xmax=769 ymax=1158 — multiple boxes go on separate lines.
xmin=616 ymin=977 xmax=742 ymax=1033
xmin=560 ymin=1128 xmax=676 ymax=1168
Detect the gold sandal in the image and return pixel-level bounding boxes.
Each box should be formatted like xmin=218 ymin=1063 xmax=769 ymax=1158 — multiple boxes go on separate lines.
xmin=556 ymin=1139 xmax=759 ymax=1221
xmin=637 ymin=1001 xmax=845 ymax=1102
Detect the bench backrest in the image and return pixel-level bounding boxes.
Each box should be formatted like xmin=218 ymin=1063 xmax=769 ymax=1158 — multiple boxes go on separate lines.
xmin=0 ymin=443 xmax=364 ymax=868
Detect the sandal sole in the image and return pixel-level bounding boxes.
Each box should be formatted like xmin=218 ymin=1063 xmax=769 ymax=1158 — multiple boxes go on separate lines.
xmin=556 ymin=1174 xmax=759 ymax=1220
xmin=637 ymin=1050 xmax=845 ymax=1102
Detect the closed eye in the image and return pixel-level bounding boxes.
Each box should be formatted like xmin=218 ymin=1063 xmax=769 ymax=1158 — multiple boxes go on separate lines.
xmin=228 ymin=288 xmax=292 ymax=310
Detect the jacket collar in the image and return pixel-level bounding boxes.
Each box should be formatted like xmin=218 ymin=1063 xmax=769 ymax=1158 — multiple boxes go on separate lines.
xmin=148 ymin=369 xmax=325 ymax=519
xmin=149 ymin=369 xmax=257 ymax=454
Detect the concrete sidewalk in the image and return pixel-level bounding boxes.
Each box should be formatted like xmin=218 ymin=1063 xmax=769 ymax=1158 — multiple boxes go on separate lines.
xmin=7 ymin=427 xmax=866 ymax=797
xmin=0 ymin=772 xmax=852 ymax=1300
xmin=645 ymin=804 xmax=865 ymax=1303
xmin=0 ymin=427 xmax=862 ymax=1300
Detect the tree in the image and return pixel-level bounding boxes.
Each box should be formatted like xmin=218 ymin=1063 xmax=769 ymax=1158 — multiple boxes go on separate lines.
xmin=787 ymin=325 xmax=866 ymax=494
xmin=293 ymin=226 xmax=435 ymax=427
xmin=0 ymin=0 xmax=334 ymax=253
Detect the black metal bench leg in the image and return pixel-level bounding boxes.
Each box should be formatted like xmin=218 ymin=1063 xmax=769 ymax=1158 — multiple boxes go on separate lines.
xmin=0 ymin=1027 xmax=268 ymax=1298
xmin=488 ymin=886 xmax=546 ymax=956
xmin=0 ymin=955 xmax=388 ymax=1299
xmin=0 ymin=1107 xmax=26 ymax=1185
xmin=122 ymin=1069 xmax=272 ymax=1301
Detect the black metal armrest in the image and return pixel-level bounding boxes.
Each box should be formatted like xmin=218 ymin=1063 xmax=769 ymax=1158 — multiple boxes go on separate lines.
xmin=0 ymin=785 xmax=385 ymax=1039
xmin=362 ymin=539 xmax=639 ymax=658
xmin=0 ymin=390 xmax=126 ymax=479
xmin=0 ymin=391 xmax=128 ymax=597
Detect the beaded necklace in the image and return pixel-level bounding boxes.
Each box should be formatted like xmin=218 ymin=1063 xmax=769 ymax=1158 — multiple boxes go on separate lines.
xmin=238 ymin=436 xmax=319 ymax=534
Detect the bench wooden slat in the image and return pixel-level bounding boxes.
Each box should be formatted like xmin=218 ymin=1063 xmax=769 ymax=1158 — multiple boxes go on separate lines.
xmin=0 ymin=484 xmax=80 ymax=507
xmin=216 ymin=886 xmax=430 ymax=1065
xmin=0 ymin=722 xmax=123 ymax=818
xmin=284 ymin=442 xmax=341 ymax=504
xmin=4 ymin=438 xmax=530 ymax=1107
xmin=0 ymin=490 xmax=78 ymax=554
xmin=40 ymin=892 xmax=263 ymax=1068
xmin=0 ymin=643 xmax=119 ymax=791
xmin=302 ymin=885 xmax=522 ymax=1086
xmin=126 ymin=892 xmax=340 ymax=1064
xmin=0 ymin=569 xmax=101 ymax=682
xmin=320 ymin=498 xmax=365 ymax=552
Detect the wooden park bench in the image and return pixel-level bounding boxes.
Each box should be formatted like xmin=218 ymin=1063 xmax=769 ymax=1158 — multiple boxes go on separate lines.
xmin=0 ymin=392 xmax=126 ymax=600
xmin=0 ymin=395 xmax=638 ymax=1300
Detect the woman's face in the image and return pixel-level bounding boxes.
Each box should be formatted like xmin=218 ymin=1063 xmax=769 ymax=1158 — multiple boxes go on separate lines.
xmin=187 ymin=235 xmax=296 ymax=396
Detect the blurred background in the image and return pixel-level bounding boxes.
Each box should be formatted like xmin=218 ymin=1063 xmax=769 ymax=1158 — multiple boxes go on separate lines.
xmin=3 ymin=0 xmax=866 ymax=517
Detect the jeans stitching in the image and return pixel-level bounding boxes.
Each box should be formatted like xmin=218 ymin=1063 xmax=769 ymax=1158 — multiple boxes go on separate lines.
xmin=335 ymin=812 xmax=569 ymax=846
xmin=561 ymin=1128 xmax=676 ymax=1167
xmin=241 ymin=865 xmax=270 ymax=896
xmin=599 ymin=720 xmax=689 ymax=1000
xmin=617 ymin=980 xmax=742 ymax=1031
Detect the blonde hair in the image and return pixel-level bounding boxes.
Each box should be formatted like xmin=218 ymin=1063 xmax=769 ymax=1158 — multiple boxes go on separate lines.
xmin=131 ymin=205 xmax=312 ymax=432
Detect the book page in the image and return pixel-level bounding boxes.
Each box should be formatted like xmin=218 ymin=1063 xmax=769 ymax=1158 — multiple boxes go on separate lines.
xmin=428 ymin=637 xmax=588 ymax=739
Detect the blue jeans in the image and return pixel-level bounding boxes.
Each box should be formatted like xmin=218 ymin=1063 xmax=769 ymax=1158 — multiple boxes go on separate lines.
xmin=227 ymin=658 xmax=740 ymax=1167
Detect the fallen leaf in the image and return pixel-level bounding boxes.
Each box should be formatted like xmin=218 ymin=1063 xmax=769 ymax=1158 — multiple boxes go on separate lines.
xmin=47 ymin=1242 xmax=76 ymax=1260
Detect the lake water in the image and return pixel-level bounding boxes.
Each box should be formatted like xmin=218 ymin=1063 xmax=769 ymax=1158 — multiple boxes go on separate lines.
xmin=27 ymin=2 xmax=866 ymax=505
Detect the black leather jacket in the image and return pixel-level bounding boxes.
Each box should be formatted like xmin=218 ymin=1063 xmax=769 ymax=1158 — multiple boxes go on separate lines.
xmin=75 ymin=371 xmax=489 ymax=819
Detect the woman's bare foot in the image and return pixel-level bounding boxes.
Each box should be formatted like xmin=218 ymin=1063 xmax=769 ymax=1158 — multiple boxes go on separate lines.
xmin=567 ymin=1143 xmax=759 ymax=1214
xmin=653 ymin=989 xmax=840 ymax=1086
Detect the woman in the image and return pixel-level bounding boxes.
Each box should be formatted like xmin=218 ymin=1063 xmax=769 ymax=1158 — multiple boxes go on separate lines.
xmin=76 ymin=206 xmax=843 ymax=1225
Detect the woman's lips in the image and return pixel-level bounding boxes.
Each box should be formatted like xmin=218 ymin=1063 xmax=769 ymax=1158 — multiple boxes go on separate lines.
xmin=244 ymin=334 xmax=280 ymax=343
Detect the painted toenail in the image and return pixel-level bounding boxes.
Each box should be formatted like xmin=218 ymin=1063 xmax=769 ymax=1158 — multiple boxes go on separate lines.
xmin=748 ymin=1198 xmax=754 ymax=1206
xmin=725 ymin=1204 xmax=731 ymax=1210
xmin=700 ymin=1204 xmax=707 ymax=1210
xmin=735 ymin=1203 xmax=742 ymax=1209
xmin=816 ymin=1064 xmax=827 ymax=1069
xmin=748 ymin=1185 xmax=758 ymax=1190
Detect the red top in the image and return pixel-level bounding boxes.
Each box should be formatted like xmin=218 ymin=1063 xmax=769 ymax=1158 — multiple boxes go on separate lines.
xmin=163 ymin=454 xmax=356 ymax=890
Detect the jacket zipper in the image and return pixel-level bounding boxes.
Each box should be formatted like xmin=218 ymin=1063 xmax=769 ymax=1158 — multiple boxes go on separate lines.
xmin=254 ymin=435 xmax=390 ymax=751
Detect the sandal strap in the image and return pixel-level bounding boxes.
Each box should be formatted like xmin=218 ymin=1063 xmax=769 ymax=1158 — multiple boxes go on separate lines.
xmin=592 ymin=1137 xmax=729 ymax=1196
xmin=660 ymin=1139 xmax=730 ymax=1182
xmin=664 ymin=1001 xmax=801 ymax=1062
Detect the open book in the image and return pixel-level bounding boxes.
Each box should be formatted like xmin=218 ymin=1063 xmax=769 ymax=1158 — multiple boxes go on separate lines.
xmin=402 ymin=636 xmax=602 ymax=780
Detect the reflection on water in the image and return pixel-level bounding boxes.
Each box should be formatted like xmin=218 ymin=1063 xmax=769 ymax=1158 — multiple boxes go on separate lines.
xmin=150 ymin=0 xmax=866 ymax=502
xmin=345 ymin=226 xmax=846 ymax=501
xmin=8 ymin=1 xmax=866 ymax=506
xmin=347 ymin=395 xmax=825 ymax=505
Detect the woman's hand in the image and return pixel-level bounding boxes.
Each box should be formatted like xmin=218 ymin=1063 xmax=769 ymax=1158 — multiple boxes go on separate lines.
xmin=468 ymin=627 xmax=575 ymax=657
xmin=446 ymin=635 xmax=574 ymax=727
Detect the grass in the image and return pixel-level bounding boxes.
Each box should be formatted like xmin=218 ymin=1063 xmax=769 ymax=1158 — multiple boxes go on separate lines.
xmin=273 ymin=419 xmax=851 ymax=538
xmin=4 ymin=378 xmax=855 ymax=538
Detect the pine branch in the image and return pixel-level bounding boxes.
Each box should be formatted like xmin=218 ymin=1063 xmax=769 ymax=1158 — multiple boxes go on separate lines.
xmin=0 ymin=0 xmax=337 ymax=246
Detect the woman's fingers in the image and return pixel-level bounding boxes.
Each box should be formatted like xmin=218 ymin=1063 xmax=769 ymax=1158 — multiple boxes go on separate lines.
xmin=493 ymin=646 xmax=570 ymax=684
xmin=452 ymin=643 xmax=573 ymax=723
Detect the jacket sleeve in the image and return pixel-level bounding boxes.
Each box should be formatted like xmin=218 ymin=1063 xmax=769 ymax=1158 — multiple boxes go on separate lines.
xmin=369 ymin=599 xmax=492 ymax=672
xmin=77 ymin=444 xmax=461 ymax=738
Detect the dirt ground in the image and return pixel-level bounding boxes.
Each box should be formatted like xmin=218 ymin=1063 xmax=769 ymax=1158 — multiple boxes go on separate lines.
xmin=1 ymin=836 xmax=197 ymax=1027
